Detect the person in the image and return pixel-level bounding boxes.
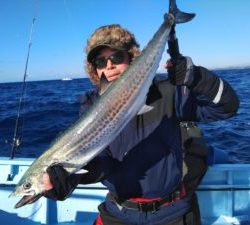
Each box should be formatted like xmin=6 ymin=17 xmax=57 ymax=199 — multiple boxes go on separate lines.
xmin=43 ymin=24 xmax=239 ymax=225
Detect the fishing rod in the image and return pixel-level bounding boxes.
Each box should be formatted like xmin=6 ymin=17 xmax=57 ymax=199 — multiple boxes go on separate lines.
xmin=10 ymin=18 xmax=36 ymax=159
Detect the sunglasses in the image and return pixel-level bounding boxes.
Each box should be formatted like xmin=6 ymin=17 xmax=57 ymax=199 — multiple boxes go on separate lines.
xmin=92 ymin=51 xmax=127 ymax=69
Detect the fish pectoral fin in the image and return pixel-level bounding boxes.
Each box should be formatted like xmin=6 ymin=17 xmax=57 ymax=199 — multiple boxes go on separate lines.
xmin=99 ymin=72 xmax=112 ymax=95
xmin=137 ymin=104 xmax=154 ymax=115
xmin=75 ymin=168 xmax=89 ymax=174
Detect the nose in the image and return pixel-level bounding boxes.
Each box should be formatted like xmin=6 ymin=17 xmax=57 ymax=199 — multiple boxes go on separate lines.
xmin=106 ymin=59 xmax=114 ymax=69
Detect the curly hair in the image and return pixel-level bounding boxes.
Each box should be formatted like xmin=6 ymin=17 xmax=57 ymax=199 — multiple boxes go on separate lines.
xmin=84 ymin=24 xmax=141 ymax=85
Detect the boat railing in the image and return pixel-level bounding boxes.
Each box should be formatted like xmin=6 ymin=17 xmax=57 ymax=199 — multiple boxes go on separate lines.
xmin=0 ymin=157 xmax=250 ymax=225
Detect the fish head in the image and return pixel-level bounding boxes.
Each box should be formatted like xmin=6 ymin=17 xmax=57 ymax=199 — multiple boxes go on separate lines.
xmin=9 ymin=167 xmax=45 ymax=208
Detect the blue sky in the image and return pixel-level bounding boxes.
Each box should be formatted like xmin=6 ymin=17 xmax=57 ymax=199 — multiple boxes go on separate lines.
xmin=1 ymin=0 xmax=250 ymax=83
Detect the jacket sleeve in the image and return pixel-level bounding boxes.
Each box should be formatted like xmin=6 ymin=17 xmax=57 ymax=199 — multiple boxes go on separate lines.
xmin=79 ymin=148 xmax=119 ymax=184
xmin=175 ymin=66 xmax=239 ymax=122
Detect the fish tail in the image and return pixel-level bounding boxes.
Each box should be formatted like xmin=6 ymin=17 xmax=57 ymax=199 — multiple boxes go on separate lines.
xmin=168 ymin=0 xmax=195 ymax=24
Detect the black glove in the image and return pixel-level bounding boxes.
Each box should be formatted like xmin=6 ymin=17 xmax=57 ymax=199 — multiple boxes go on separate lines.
xmin=168 ymin=57 xmax=222 ymax=101
xmin=43 ymin=163 xmax=106 ymax=201
xmin=167 ymin=56 xmax=194 ymax=86
xmin=43 ymin=165 xmax=82 ymax=201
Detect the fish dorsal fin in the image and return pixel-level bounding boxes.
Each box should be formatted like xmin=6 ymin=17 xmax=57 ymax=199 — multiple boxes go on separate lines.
xmin=137 ymin=104 xmax=154 ymax=115
xmin=99 ymin=72 xmax=112 ymax=95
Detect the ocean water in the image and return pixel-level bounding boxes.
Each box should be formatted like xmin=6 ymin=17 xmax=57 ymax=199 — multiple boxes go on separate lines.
xmin=0 ymin=69 xmax=249 ymax=163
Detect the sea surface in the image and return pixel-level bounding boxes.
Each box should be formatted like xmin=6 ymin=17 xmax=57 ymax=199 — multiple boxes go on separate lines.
xmin=0 ymin=69 xmax=249 ymax=163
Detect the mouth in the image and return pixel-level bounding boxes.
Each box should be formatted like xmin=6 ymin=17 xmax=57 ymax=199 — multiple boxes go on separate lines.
xmin=14 ymin=194 xmax=42 ymax=208
xmin=106 ymin=73 xmax=120 ymax=81
xmin=106 ymin=72 xmax=120 ymax=78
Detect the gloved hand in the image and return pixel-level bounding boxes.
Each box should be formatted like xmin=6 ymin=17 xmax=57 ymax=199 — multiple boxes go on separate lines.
xmin=166 ymin=56 xmax=194 ymax=86
xmin=43 ymin=165 xmax=82 ymax=201
xmin=43 ymin=162 xmax=106 ymax=201
xmin=166 ymin=56 xmax=222 ymax=101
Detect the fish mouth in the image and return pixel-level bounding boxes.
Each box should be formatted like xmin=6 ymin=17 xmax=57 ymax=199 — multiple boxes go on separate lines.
xmin=15 ymin=194 xmax=42 ymax=208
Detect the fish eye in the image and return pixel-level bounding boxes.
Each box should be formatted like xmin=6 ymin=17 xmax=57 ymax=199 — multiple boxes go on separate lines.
xmin=23 ymin=182 xmax=32 ymax=190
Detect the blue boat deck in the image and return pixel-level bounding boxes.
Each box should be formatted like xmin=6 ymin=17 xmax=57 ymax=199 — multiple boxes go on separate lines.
xmin=0 ymin=157 xmax=250 ymax=225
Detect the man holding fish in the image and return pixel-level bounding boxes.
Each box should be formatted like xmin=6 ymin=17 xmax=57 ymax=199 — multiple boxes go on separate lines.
xmin=11 ymin=2 xmax=239 ymax=225
xmin=43 ymin=24 xmax=239 ymax=225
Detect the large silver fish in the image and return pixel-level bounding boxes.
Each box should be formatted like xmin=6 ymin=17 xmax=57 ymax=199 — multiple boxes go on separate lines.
xmin=10 ymin=0 xmax=194 ymax=208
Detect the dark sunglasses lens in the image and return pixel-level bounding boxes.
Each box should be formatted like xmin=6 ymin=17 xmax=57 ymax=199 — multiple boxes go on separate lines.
xmin=110 ymin=51 xmax=125 ymax=64
xmin=94 ymin=57 xmax=107 ymax=69
xmin=93 ymin=51 xmax=126 ymax=69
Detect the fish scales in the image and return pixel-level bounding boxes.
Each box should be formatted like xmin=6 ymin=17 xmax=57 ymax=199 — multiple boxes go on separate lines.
xmin=52 ymin=21 xmax=172 ymax=169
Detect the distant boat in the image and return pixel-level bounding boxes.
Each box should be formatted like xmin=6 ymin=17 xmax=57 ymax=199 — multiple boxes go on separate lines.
xmin=62 ymin=77 xmax=73 ymax=81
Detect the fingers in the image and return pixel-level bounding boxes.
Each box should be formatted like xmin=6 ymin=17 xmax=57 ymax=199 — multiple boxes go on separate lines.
xmin=42 ymin=173 xmax=54 ymax=191
xmin=165 ymin=59 xmax=173 ymax=69
xmin=43 ymin=165 xmax=73 ymax=200
xmin=166 ymin=56 xmax=188 ymax=86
